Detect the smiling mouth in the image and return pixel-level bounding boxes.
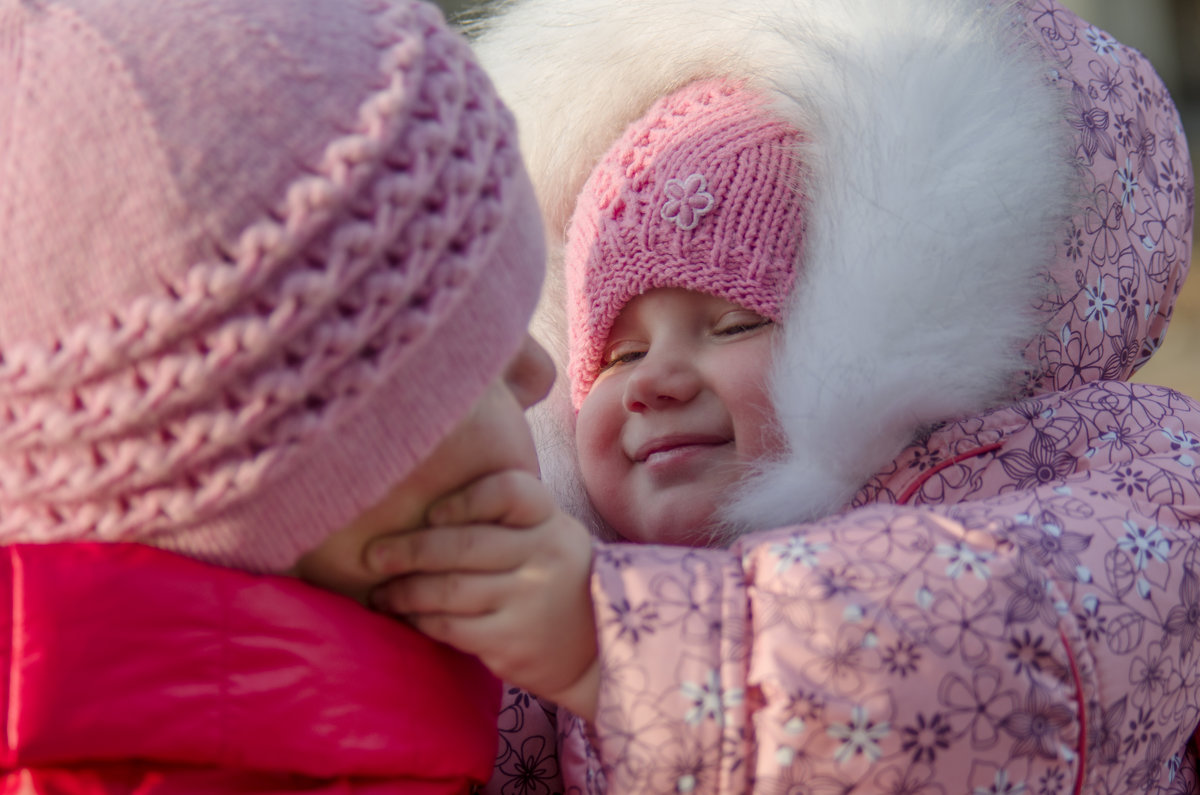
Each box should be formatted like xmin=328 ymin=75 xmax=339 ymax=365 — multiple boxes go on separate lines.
xmin=633 ymin=435 xmax=730 ymax=463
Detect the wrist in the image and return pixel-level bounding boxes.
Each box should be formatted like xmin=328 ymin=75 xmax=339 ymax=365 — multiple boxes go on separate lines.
xmin=548 ymin=657 xmax=600 ymax=723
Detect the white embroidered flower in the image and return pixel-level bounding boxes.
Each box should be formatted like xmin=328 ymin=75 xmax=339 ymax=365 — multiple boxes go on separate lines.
xmin=680 ymin=669 xmax=744 ymax=727
xmin=1118 ymin=519 xmax=1169 ymax=571
xmin=1085 ymin=26 xmax=1118 ymax=61
xmin=936 ymin=540 xmax=992 ymax=580
xmin=827 ymin=705 xmax=889 ymax=763
xmin=1082 ymin=274 xmax=1116 ymax=331
xmin=973 ymin=768 xmax=1027 ymax=795
xmin=661 ymin=173 xmax=715 ymax=230
xmin=771 ymin=535 xmax=828 ymax=573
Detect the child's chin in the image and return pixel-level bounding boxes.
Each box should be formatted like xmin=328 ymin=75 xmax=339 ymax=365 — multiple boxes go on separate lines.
xmin=617 ymin=506 xmax=720 ymax=548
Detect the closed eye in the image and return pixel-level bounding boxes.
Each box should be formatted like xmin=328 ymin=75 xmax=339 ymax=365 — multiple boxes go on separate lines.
xmin=599 ymin=348 xmax=646 ymax=372
xmin=714 ymin=317 xmax=772 ymax=337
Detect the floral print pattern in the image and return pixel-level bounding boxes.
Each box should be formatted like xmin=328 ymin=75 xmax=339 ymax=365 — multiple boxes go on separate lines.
xmin=505 ymin=381 xmax=1200 ymax=795
xmin=1023 ymin=0 xmax=1192 ymax=392
xmin=483 ymin=0 xmax=1194 ymax=792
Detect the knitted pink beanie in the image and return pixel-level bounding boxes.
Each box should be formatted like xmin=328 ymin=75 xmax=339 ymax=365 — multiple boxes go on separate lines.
xmin=0 ymin=0 xmax=544 ymax=572
xmin=565 ymin=78 xmax=806 ymax=407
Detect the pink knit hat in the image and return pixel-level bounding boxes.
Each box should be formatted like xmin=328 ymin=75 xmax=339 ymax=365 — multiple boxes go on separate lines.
xmin=0 ymin=0 xmax=544 ymax=572
xmin=565 ymin=78 xmax=806 ymax=407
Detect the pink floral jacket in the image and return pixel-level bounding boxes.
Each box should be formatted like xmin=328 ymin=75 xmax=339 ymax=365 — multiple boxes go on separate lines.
xmin=477 ymin=0 xmax=1196 ymax=792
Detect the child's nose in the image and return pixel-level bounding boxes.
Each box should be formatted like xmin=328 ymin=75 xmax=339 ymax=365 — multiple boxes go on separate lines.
xmin=622 ymin=351 xmax=701 ymax=412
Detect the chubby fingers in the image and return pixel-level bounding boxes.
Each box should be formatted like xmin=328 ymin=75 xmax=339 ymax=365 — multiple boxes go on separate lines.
xmin=426 ymin=468 xmax=553 ymax=528
xmin=367 ymin=522 xmax=532 ymax=577
xmin=371 ymin=570 xmax=510 ymax=617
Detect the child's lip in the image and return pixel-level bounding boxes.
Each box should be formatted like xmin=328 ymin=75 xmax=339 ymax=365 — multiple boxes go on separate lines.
xmin=631 ymin=433 xmax=730 ymax=463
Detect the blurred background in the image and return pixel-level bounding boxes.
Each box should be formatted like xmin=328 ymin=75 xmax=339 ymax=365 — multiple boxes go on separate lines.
xmin=436 ymin=0 xmax=1200 ymax=399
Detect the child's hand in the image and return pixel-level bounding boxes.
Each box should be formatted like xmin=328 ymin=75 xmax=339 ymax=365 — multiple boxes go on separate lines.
xmin=367 ymin=469 xmax=599 ymax=721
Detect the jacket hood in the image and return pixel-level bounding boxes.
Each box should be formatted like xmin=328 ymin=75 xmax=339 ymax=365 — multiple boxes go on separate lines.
xmin=473 ymin=0 xmax=1194 ymax=535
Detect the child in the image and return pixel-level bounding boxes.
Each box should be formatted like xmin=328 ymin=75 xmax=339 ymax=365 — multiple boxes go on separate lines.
xmin=369 ymin=0 xmax=1200 ymax=793
xmin=0 ymin=0 xmax=578 ymax=791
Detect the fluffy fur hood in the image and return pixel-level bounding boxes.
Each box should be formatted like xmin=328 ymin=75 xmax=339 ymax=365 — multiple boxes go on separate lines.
xmin=471 ymin=0 xmax=1194 ymax=536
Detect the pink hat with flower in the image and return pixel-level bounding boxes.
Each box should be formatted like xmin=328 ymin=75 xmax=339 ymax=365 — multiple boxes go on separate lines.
xmin=0 ymin=0 xmax=544 ymax=572
xmin=565 ymin=78 xmax=807 ymax=407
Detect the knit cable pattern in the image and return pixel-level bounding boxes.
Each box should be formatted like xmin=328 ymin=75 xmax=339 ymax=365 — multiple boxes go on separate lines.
xmin=566 ymin=79 xmax=805 ymax=406
xmin=0 ymin=0 xmax=521 ymax=543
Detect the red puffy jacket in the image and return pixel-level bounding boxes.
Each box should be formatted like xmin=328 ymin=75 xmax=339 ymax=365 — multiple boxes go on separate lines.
xmin=0 ymin=543 xmax=499 ymax=794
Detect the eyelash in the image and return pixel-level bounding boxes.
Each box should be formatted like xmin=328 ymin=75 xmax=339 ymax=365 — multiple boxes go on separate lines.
xmin=598 ymin=350 xmax=644 ymax=372
xmin=598 ymin=318 xmax=772 ymax=373
xmin=715 ymin=318 xmax=772 ymax=336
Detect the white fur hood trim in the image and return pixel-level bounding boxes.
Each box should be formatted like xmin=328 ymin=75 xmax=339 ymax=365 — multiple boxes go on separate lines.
xmin=474 ymin=0 xmax=1076 ymax=535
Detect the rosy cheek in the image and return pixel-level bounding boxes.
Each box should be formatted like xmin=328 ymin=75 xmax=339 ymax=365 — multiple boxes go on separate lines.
xmin=576 ymin=391 xmax=625 ymax=491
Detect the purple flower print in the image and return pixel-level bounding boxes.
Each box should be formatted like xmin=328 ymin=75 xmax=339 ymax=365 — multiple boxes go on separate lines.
xmin=1159 ymin=159 xmax=1188 ymax=204
xmin=1129 ymin=642 xmax=1183 ymax=707
xmin=1005 ymin=628 xmax=1061 ymax=678
xmin=1087 ymin=59 xmax=1126 ymax=107
xmin=1089 ymin=695 xmax=1127 ymax=765
xmin=1082 ymin=274 xmax=1117 ymax=331
xmin=939 ymin=665 xmax=1022 ymax=750
xmin=1013 ymin=517 xmax=1091 ymax=582
xmin=900 ymin=712 xmax=952 ymax=763
xmin=1164 ymin=572 xmax=1200 ymax=659
xmin=1124 ymin=705 xmax=1157 ymax=757
xmin=923 ymin=586 xmax=1002 ymax=666
xmin=783 ymin=689 xmax=828 ymax=727
xmin=880 ymin=638 xmax=922 ymax=677
xmin=1076 ymin=596 xmax=1108 ymax=643
xmin=648 ymin=733 xmax=715 ymax=795
xmin=1030 ymin=0 xmax=1080 ymax=55
xmin=1101 ymin=309 xmax=1142 ymax=382
xmin=828 ymin=705 xmax=890 ymax=763
xmin=998 ymin=431 xmax=1077 ymax=491
xmin=1084 ymin=187 xmax=1124 ymax=264
xmin=1096 ymin=410 xmax=1153 ymax=464
xmin=1117 ymin=520 xmax=1169 ymax=572
xmin=1069 ymin=83 xmax=1116 ymax=164
xmin=973 ymin=767 xmax=1029 ymax=795
xmin=1001 ymin=687 xmax=1075 ymax=759
xmin=660 ymin=173 xmax=715 ymax=231
xmin=650 ymin=569 xmax=722 ymax=643
xmin=679 ymin=668 xmax=743 ymax=728
xmin=1050 ymin=331 xmax=1105 ymax=389
xmin=1155 ymin=113 xmax=1183 ymax=163
xmin=1124 ymin=731 xmax=1174 ymax=791
xmin=1135 ymin=187 xmax=1184 ymax=265
xmin=1037 ymin=765 xmax=1068 ymax=795
xmin=1129 ymin=68 xmax=1155 ymax=109
xmin=873 ymin=764 xmax=943 ymax=795
xmin=1115 ymin=158 xmax=1138 ymax=211
xmin=1085 ymin=26 xmax=1119 ymax=61
xmin=606 ymin=597 xmax=659 ymax=644
xmin=1110 ymin=465 xmax=1149 ymax=497
xmin=499 ymin=735 xmax=561 ymax=795
xmin=1063 ymin=223 xmax=1084 ymax=260
xmin=1161 ymin=428 xmax=1200 ymax=459
xmin=1114 ymin=107 xmax=1159 ymax=191
xmin=1111 ymin=274 xmax=1141 ymax=320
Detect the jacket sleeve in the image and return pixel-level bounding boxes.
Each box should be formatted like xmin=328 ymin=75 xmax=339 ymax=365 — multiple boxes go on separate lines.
xmin=579 ymin=387 xmax=1200 ymax=794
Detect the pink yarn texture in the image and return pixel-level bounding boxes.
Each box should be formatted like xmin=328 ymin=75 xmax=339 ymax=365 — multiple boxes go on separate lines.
xmin=0 ymin=0 xmax=544 ymax=571
xmin=565 ymin=79 xmax=807 ymax=407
